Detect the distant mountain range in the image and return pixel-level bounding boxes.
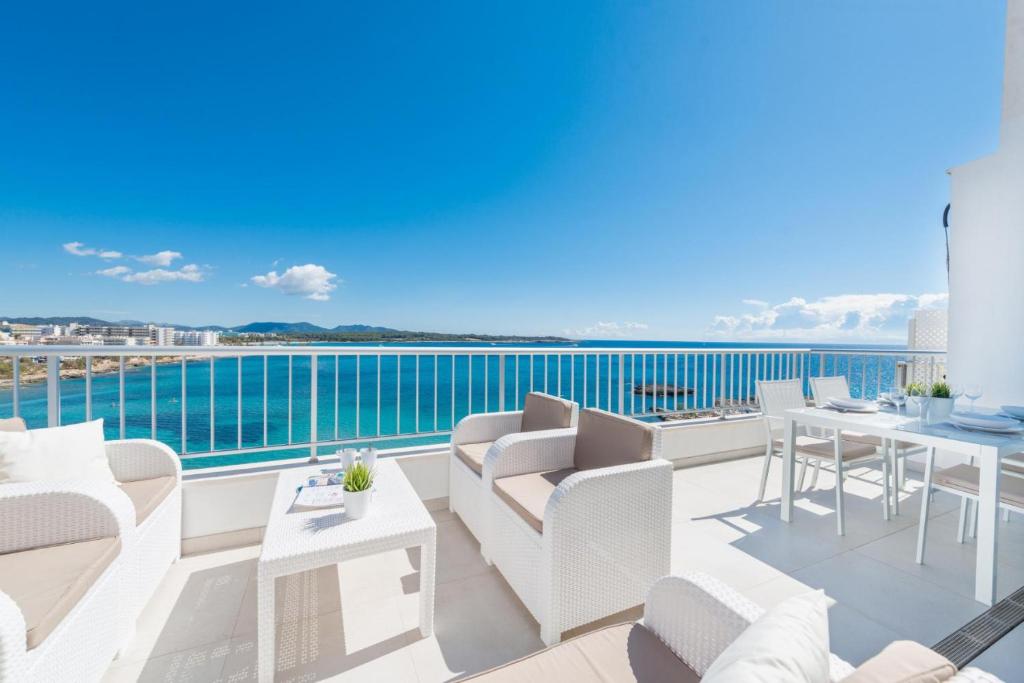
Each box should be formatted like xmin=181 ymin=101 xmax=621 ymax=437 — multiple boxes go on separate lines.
xmin=232 ymin=322 xmax=399 ymax=334
xmin=1 ymin=316 xmax=399 ymax=335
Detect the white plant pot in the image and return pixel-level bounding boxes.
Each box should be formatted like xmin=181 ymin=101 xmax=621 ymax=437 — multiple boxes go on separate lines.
xmin=927 ymin=398 xmax=955 ymax=425
xmin=344 ymin=489 xmax=372 ymax=519
xmin=905 ymin=402 xmax=920 ymax=418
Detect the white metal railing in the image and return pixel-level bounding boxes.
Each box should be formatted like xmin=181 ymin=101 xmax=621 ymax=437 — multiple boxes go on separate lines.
xmin=0 ymin=345 xmax=946 ymax=467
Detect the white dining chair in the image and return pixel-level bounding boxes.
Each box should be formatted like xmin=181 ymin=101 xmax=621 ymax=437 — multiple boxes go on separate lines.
xmin=809 ymin=375 xmax=921 ymax=515
xmin=756 ymin=379 xmax=889 ymax=535
xmin=916 ymin=447 xmax=1024 ymax=566
xmin=957 ymin=452 xmax=1022 ymax=541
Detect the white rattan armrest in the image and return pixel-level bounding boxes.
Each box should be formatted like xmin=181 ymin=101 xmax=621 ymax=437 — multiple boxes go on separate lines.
xmin=0 ymin=481 xmax=136 ymax=555
xmin=547 ymin=459 xmax=673 ymax=524
xmin=106 ymin=439 xmax=182 ymax=483
xmin=452 ymin=411 xmax=524 ymax=446
xmin=484 ymin=429 xmax=577 ymax=485
xmin=642 ymin=572 xmax=763 ymax=675
xmin=641 ymin=572 xmax=855 ymax=682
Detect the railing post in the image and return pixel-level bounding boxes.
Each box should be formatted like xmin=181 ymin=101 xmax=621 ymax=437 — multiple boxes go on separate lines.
xmin=11 ymin=356 xmax=20 ymax=418
xmin=309 ymin=354 xmax=318 ymax=463
xmin=498 ymin=354 xmax=506 ymax=411
xmin=618 ymin=353 xmax=625 ymax=414
xmin=46 ymin=355 xmax=60 ymax=427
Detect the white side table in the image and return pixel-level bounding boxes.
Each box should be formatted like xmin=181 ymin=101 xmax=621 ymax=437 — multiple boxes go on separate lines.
xmin=257 ymin=459 xmax=436 ymax=682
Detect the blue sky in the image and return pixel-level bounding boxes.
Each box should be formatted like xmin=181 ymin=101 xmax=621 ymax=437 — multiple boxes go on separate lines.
xmin=0 ymin=2 xmax=1007 ymax=341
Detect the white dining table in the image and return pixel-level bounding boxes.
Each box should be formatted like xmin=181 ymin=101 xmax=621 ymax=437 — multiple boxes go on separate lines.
xmin=780 ymin=405 xmax=1024 ymax=606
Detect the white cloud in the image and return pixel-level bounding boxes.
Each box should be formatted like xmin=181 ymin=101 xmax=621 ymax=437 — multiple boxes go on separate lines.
xmin=251 ymin=264 xmax=339 ymax=301
xmin=568 ymin=321 xmax=649 ymax=339
xmin=63 ymin=241 xmax=122 ymax=259
xmin=97 ymin=265 xmax=132 ymax=278
xmin=136 ymin=250 xmax=182 ymax=267
xmin=708 ymin=292 xmax=948 ymax=341
xmin=97 ymin=263 xmax=204 ymax=285
xmin=123 ymin=264 xmax=204 ymax=285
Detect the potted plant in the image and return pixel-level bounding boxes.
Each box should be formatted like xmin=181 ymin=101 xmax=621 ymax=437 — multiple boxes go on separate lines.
xmin=343 ymin=462 xmax=375 ymax=519
xmin=928 ymin=381 xmax=955 ymax=424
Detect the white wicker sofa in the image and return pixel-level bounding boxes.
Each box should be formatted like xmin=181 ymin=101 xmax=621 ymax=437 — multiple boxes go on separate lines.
xmin=0 ymin=418 xmax=181 ymax=681
xmin=484 ymin=408 xmax=672 ymax=645
xmin=449 ymin=392 xmax=578 ymax=549
xmin=0 ymin=480 xmax=136 ymax=682
xmin=463 ymin=572 xmax=1001 ymax=682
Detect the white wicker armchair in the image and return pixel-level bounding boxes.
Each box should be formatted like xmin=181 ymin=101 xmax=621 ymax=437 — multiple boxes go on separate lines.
xmin=467 ymin=571 xmax=1003 ymax=682
xmin=484 ymin=409 xmax=672 ymax=645
xmin=643 ymin=572 xmax=856 ymax=682
xmin=449 ymin=392 xmax=578 ymax=550
xmin=0 ymin=481 xmax=136 ymax=683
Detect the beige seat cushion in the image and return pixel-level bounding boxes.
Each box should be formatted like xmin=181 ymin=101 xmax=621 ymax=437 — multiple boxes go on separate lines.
xmin=842 ymin=640 xmax=956 ymax=682
xmin=492 ymin=468 xmax=576 ymax=533
xmin=933 ymin=464 xmax=1024 ymax=508
xmin=119 ymin=475 xmax=176 ymax=524
xmin=0 ymin=417 xmax=27 ymax=432
xmin=454 ymin=441 xmax=492 ymax=476
xmin=773 ymin=436 xmax=877 ymax=461
xmin=0 ymin=536 xmax=121 ymax=649
xmin=463 ymin=622 xmax=699 ymax=682
xmin=841 ymin=432 xmax=916 ymax=450
xmin=574 ymin=409 xmax=655 ymax=470
xmin=1003 ymin=456 xmax=1024 ymax=476
xmin=521 ymin=392 xmax=575 ymax=432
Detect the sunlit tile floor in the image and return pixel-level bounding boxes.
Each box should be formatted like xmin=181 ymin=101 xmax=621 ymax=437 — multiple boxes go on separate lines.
xmin=103 ymin=457 xmax=1024 ymax=682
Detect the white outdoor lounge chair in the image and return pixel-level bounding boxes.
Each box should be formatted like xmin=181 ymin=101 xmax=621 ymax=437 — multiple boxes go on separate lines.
xmin=449 ymin=392 xmax=577 ymax=549
xmin=756 ymin=379 xmax=890 ymax=535
xmin=464 ymin=571 xmax=1001 ymax=683
xmin=0 ymin=419 xmax=181 ymax=627
xmin=810 ymin=375 xmax=920 ymax=514
xmin=484 ymin=408 xmax=672 ymax=645
xmin=0 ymin=479 xmax=136 ymax=682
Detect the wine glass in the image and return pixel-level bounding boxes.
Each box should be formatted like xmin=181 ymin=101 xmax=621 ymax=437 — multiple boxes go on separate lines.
xmin=950 ymin=384 xmax=965 ymax=411
xmin=890 ymin=385 xmax=908 ymax=416
xmin=964 ymin=384 xmax=982 ymax=413
xmin=908 ymin=383 xmax=931 ymax=427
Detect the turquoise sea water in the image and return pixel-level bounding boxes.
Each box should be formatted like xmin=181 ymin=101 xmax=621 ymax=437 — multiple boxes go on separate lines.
xmin=0 ymin=340 xmax=910 ymax=469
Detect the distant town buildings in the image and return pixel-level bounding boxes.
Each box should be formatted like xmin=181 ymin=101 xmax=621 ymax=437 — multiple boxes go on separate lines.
xmin=0 ymin=321 xmax=221 ymax=347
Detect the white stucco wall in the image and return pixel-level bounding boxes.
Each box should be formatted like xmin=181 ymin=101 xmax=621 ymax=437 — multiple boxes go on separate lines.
xmin=947 ymin=0 xmax=1024 ymax=409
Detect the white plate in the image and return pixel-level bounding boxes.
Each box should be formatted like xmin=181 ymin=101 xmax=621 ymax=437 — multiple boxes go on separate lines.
xmin=949 ymin=422 xmax=1024 ymax=435
xmin=949 ymin=412 xmax=1019 ymax=431
xmin=1000 ymin=405 xmax=1024 ymax=420
xmin=827 ymin=397 xmax=877 ymax=411
xmin=826 ymin=398 xmax=878 ymax=413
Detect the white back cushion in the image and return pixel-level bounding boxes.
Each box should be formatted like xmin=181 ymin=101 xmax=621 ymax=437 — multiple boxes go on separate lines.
xmin=703 ymin=589 xmax=831 ymax=683
xmin=0 ymin=419 xmax=115 ymax=484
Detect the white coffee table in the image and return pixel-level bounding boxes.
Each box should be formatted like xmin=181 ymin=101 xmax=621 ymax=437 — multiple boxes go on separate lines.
xmin=257 ymin=459 xmax=436 ymax=682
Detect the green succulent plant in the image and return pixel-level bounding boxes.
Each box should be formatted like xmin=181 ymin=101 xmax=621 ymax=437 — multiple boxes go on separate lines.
xmin=930 ymin=381 xmax=952 ymax=399
xmin=343 ymin=462 xmax=374 ymax=492
xmin=905 ymin=382 xmax=926 ymax=395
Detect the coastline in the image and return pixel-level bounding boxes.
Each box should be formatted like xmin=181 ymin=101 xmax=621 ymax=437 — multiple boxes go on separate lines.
xmin=0 ymin=355 xmax=198 ymax=389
